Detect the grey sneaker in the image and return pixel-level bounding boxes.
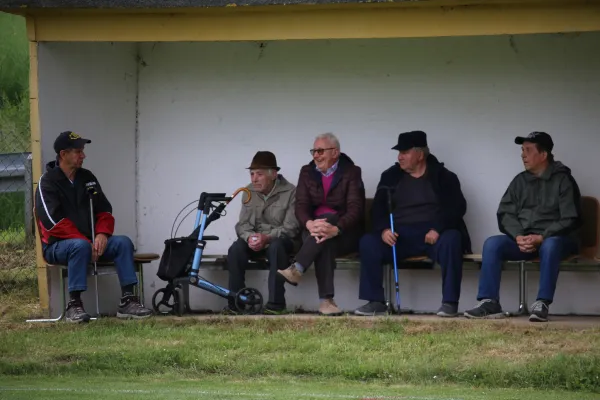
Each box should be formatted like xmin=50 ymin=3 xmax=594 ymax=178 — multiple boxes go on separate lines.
xmin=65 ymin=299 xmax=91 ymax=323
xmin=437 ymin=302 xmax=459 ymax=318
xmin=117 ymin=295 xmax=152 ymax=319
xmin=354 ymin=301 xmax=388 ymax=316
xmin=464 ymin=299 xmax=506 ymax=319
xmin=529 ymin=300 xmax=549 ymax=322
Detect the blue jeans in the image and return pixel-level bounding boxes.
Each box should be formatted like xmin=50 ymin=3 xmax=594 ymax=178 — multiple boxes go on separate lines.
xmin=477 ymin=234 xmax=578 ymax=303
xmin=359 ymin=223 xmax=463 ymax=304
xmin=43 ymin=236 xmax=139 ymax=293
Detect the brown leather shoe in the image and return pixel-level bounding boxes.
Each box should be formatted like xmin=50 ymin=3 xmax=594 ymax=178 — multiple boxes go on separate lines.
xmin=277 ymin=265 xmax=303 ymax=286
xmin=319 ymin=298 xmax=343 ymax=316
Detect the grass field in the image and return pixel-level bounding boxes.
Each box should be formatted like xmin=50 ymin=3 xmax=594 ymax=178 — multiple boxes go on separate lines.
xmin=1 ymin=316 xmax=599 ymax=399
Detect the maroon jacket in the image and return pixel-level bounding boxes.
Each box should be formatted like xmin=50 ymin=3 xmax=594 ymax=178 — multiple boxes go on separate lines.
xmin=295 ymin=153 xmax=366 ymax=234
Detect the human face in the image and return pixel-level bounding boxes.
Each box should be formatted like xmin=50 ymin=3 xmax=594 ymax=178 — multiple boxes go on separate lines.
xmin=250 ymin=169 xmax=275 ymax=194
xmin=521 ymin=142 xmax=548 ymax=174
xmin=311 ymin=138 xmax=339 ymax=172
xmin=397 ymin=148 xmax=424 ymax=173
xmin=60 ymin=147 xmax=86 ymax=169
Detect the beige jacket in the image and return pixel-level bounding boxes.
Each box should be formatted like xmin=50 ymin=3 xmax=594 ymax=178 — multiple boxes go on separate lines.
xmin=235 ymin=175 xmax=300 ymax=242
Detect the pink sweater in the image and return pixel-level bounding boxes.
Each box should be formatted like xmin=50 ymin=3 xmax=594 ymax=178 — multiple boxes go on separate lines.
xmin=314 ymin=174 xmax=337 ymax=217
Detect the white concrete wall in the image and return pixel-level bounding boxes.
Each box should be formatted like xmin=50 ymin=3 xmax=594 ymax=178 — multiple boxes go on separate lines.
xmin=40 ymin=33 xmax=600 ymax=317
xmin=137 ymin=33 xmax=600 ymax=316
xmin=38 ymin=42 xmax=138 ymax=316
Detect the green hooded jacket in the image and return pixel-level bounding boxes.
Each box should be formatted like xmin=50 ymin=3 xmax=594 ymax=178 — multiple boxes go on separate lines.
xmin=497 ymin=161 xmax=582 ymax=240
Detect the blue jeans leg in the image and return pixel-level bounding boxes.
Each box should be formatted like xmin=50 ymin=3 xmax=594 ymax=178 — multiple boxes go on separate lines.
xmin=44 ymin=239 xmax=92 ymax=292
xmin=477 ymin=235 xmax=536 ymax=301
xmin=100 ymin=235 xmax=139 ymax=288
xmin=537 ymin=236 xmax=578 ymax=303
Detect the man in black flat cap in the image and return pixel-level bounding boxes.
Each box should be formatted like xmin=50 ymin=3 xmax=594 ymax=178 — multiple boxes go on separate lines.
xmin=354 ymin=130 xmax=471 ymax=317
xmin=226 ymin=151 xmax=300 ymax=314
xmin=465 ymin=132 xmax=582 ymax=322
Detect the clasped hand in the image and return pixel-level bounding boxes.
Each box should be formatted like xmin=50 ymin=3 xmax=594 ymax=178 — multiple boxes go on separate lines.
xmin=516 ymin=234 xmax=543 ymax=253
xmin=307 ymin=219 xmax=339 ymax=244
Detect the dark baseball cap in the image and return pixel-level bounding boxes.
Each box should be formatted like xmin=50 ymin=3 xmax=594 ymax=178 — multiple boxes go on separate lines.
xmin=392 ymin=130 xmax=428 ymax=151
xmin=54 ymin=131 xmax=92 ymax=154
xmin=514 ymin=131 xmax=554 ymax=152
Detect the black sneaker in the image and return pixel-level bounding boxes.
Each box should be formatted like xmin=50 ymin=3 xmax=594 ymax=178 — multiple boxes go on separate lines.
xmin=117 ymin=295 xmax=152 ymax=319
xmin=65 ymin=299 xmax=91 ymax=323
xmin=529 ymin=300 xmax=549 ymax=322
xmin=354 ymin=301 xmax=388 ymax=316
xmin=436 ymin=302 xmax=459 ymax=318
xmin=464 ymin=299 xmax=506 ymax=319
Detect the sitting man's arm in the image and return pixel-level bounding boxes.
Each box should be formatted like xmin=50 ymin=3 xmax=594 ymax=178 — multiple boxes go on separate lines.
xmin=265 ymin=188 xmax=300 ymax=241
xmin=497 ymin=177 xmax=525 ymax=240
xmin=90 ymin=174 xmax=115 ymax=237
xmin=371 ymin=173 xmax=393 ymax=234
xmin=295 ymin=168 xmax=313 ymax=230
xmin=235 ymin=190 xmax=255 ymax=242
xmin=431 ymin=170 xmax=467 ymax=234
xmin=542 ymin=175 xmax=581 ymax=239
xmin=336 ymin=166 xmax=365 ymax=233
xmin=35 ymin=175 xmax=88 ymax=241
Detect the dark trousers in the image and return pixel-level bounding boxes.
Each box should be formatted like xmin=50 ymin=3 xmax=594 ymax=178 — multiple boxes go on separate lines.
xmin=227 ymin=237 xmax=293 ymax=306
xmin=359 ymin=223 xmax=463 ymax=304
xmin=477 ymin=234 xmax=578 ymax=303
xmin=294 ymin=214 xmax=360 ymax=299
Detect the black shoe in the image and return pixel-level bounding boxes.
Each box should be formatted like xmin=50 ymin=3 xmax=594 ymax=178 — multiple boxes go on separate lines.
xmin=436 ymin=302 xmax=459 ymax=318
xmin=354 ymin=301 xmax=388 ymax=316
xmin=529 ymin=300 xmax=549 ymax=322
xmin=263 ymin=302 xmax=289 ymax=315
xmin=65 ymin=299 xmax=91 ymax=323
xmin=117 ymin=295 xmax=152 ymax=319
xmin=464 ymin=299 xmax=506 ymax=319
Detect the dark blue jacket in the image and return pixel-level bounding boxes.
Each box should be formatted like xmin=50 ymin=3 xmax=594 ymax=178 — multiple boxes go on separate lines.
xmin=370 ymin=154 xmax=472 ymax=254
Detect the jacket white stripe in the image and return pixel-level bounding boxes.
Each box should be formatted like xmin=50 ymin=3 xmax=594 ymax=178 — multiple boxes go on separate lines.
xmin=37 ymin=174 xmax=57 ymax=226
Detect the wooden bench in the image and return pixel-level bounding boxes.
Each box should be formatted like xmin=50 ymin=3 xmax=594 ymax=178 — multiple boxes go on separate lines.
xmin=193 ymin=196 xmax=600 ymax=315
xmin=26 ymin=253 xmax=160 ymax=323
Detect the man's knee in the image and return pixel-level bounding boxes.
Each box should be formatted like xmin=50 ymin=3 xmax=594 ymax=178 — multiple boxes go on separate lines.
xmin=228 ymin=239 xmax=247 ymax=258
xmin=69 ymin=239 xmax=93 ymax=258
xmin=482 ymin=235 xmax=510 ymax=257
xmin=359 ymin=233 xmax=382 ymax=256
xmin=439 ymin=229 xmax=461 ymax=247
xmin=269 ymin=237 xmax=288 ymax=251
xmin=111 ymin=235 xmax=134 ymax=252
xmin=539 ymin=236 xmax=564 ymax=259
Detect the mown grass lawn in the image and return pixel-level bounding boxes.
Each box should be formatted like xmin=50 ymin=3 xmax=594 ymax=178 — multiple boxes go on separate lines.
xmin=1 ymin=315 xmax=599 ymax=399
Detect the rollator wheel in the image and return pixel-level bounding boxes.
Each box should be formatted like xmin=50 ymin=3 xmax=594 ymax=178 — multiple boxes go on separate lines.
xmin=235 ymin=287 xmax=264 ymax=315
xmin=152 ymin=285 xmax=184 ymax=316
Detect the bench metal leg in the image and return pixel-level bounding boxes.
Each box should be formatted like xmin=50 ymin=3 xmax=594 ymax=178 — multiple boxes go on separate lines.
xmin=137 ymin=263 xmax=145 ymax=307
xmin=27 ymin=269 xmax=66 ymax=323
xmin=510 ymin=261 xmax=529 ymax=317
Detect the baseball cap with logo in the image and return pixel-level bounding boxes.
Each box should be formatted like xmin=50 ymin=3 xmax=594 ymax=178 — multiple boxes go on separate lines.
xmin=53 ymin=131 xmax=92 ymax=154
xmin=514 ymin=131 xmax=554 ymax=152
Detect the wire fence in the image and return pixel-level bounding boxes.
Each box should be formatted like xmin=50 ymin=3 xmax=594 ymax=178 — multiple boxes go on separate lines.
xmin=0 ymin=124 xmax=38 ymax=321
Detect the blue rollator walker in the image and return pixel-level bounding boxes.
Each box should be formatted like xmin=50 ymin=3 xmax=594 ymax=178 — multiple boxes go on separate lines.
xmin=152 ymin=187 xmax=264 ymax=316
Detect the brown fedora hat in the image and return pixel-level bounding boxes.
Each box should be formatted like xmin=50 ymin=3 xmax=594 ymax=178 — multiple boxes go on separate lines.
xmin=247 ymin=151 xmax=280 ymax=171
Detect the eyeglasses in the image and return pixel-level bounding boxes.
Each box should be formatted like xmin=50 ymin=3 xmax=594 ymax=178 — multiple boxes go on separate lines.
xmin=310 ymin=148 xmax=335 ymax=156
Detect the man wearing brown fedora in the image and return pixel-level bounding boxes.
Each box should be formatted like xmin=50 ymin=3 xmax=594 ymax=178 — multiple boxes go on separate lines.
xmin=226 ymin=151 xmax=300 ymax=314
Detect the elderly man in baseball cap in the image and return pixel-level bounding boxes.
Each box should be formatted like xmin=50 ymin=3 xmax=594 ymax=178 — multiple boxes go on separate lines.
xmin=225 ymin=151 xmax=300 ymax=314
xmin=34 ymin=131 xmax=152 ymax=323
xmin=465 ymin=131 xmax=582 ymax=322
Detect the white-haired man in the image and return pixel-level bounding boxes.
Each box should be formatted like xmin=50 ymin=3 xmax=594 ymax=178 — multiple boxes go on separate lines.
xmin=226 ymin=151 xmax=300 ymax=314
xmin=278 ymin=133 xmax=366 ymax=316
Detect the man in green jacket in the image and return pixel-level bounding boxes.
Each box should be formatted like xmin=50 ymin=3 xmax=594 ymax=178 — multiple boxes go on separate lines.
xmin=465 ymin=132 xmax=582 ymax=322
xmin=226 ymin=151 xmax=300 ymax=314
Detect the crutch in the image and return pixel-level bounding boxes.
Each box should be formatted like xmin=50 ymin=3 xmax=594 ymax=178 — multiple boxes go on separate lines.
xmin=86 ymin=183 xmax=100 ymax=320
xmin=386 ymin=187 xmax=401 ymax=314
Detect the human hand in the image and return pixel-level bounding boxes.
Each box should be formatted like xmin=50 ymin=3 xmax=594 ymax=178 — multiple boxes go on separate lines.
xmin=381 ymin=229 xmax=398 ymax=247
xmin=93 ymin=233 xmax=108 ymax=261
xmin=312 ymin=222 xmax=339 ymax=244
xmin=424 ymin=230 xmax=439 ymax=245
xmin=248 ymin=233 xmax=269 ymax=251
